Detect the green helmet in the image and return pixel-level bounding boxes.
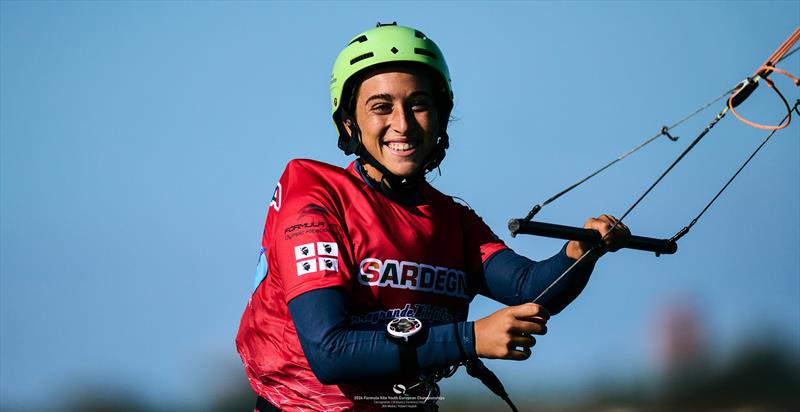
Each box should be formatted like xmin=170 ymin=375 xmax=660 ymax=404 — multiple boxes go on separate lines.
xmin=330 ymin=22 xmax=454 ymax=160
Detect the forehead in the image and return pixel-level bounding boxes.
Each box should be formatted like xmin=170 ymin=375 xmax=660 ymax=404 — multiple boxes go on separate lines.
xmin=355 ymin=66 xmax=434 ymax=99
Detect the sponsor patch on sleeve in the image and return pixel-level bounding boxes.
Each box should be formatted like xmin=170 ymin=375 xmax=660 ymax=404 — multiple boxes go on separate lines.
xmin=292 ymin=241 xmax=341 ymax=276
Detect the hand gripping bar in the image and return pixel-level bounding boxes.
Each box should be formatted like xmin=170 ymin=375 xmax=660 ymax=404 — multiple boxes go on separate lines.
xmin=508 ymin=219 xmax=678 ymax=255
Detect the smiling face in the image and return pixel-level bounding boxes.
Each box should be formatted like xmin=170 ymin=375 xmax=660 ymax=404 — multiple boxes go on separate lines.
xmin=348 ymin=67 xmax=440 ymax=181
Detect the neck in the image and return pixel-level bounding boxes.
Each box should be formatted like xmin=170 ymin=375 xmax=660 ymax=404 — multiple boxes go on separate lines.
xmin=359 ymin=159 xmax=423 ymax=189
xmin=355 ymin=160 xmax=424 ymax=204
xmin=361 ymin=162 xmax=389 ymax=186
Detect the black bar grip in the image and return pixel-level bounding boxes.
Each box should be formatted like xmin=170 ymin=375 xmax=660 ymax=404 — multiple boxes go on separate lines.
xmin=508 ymin=219 xmax=678 ymax=255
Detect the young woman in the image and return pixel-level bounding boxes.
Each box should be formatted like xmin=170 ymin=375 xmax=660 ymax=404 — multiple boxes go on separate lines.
xmin=236 ymin=23 xmax=629 ymax=412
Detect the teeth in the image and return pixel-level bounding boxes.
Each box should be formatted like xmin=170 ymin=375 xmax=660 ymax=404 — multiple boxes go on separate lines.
xmin=387 ymin=142 xmax=416 ymax=151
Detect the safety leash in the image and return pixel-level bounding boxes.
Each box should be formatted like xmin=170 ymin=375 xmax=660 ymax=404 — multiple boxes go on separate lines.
xmin=464 ymin=359 xmax=519 ymax=412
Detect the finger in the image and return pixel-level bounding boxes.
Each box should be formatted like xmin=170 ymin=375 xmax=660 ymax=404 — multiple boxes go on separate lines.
xmin=594 ymin=217 xmax=614 ymax=234
xmin=604 ymin=215 xmax=631 ymax=251
xmin=510 ymin=303 xmax=550 ymax=320
xmin=604 ymin=215 xmax=627 ymax=234
xmin=510 ymin=319 xmax=548 ymax=335
xmin=601 ymin=226 xmax=616 ymax=248
xmin=509 ymin=334 xmax=536 ymax=348
xmin=515 ymin=315 xmax=548 ymax=328
xmin=614 ymin=221 xmax=631 ymax=242
xmin=525 ymin=315 xmax=548 ymax=325
xmin=506 ymin=346 xmax=532 ymax=361
xmin=600 ymin=214 xmax=618 ymax=224
xmin=595 ymin=215 xmax=621 ymax=248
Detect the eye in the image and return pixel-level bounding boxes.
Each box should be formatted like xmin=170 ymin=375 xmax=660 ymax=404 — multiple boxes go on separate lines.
xmin=371 ymin=103 xmax=392 ymax=114
xmin=410 ymin=100 xmax=431 ymax=112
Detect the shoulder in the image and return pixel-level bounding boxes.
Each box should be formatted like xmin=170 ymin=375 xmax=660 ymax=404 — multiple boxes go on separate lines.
xmin=276 ymin=158 xmax=360 ymax=194
xmin=423 ymin=184 xmax=478 ymax=216
xmin=429 ymin=187 xmax=499 ymax=236
xmin=273 ymin=159 xmax=359 ymax=215
xmin=281 ymin=158 xmax=350 ymax=182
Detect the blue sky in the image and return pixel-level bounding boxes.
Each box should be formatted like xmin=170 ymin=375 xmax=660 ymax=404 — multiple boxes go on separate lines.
xmin=2 ymin=1 xmax=798 ymax=410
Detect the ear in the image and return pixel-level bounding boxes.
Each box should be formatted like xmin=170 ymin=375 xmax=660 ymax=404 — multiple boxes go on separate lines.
xmin=338 ymin=114 xmax=362 ymax=156
xmin=343 ymin=117 xmax=354 ymax=138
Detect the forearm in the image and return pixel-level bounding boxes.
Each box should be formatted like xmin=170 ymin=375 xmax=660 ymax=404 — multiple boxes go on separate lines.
xmin=288 ymin=288 xmax=477 ymax=385
xmin=480 ymin=244 xmax=595 ymax=314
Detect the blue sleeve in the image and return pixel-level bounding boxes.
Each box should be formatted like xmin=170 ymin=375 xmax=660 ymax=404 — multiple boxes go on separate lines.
xmin=287 ymin=287 xmax=477 ymax=385
xmin=477 ymin=244 xmax=595 ymax=315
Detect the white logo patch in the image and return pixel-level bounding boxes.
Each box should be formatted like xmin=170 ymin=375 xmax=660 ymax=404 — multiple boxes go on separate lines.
xmin=294 ymin=243 xmax=315 ymax=260
xmin=269 ymin=182 xmax=282 ymax=212
xmin=293 ymin=241 xmax=339 ymax=276
xmin=317 ymin=241 xmax=338 ymax=257
xmin=318 ymin=257 xmax=338 ymax=272
xmin=296 ymin=258 xmax=318 ymax=276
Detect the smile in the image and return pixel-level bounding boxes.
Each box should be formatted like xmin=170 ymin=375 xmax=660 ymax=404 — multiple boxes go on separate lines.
xmin=386 ymin=142 xmax=417 ymax=152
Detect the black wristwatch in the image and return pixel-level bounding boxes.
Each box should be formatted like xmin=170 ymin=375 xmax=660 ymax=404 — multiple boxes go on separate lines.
xmin=386 ymin=316 xmax=422 ymax=375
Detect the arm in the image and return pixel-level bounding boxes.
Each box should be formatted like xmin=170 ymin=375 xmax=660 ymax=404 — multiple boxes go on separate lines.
xmin=469 ymin=215 xmax=630 ymax=360
xmin=475 ymin=212 xmax=630 ymax=315
xmin=478 ymin=244 xmax=595 ymax=315
xmin=459 ymin=205 xmax=628 ymax=361
xmin=288 ymin=287 xmax=477 ymax=385
xmin=459 ymin=202 xmax=594 ymax=315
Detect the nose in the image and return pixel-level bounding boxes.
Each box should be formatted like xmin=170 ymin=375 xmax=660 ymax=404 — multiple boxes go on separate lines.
xmin=390 ymin=104 xmax=414 ymax=135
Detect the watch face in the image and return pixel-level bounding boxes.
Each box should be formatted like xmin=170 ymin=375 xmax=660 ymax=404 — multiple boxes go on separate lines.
xmin=388 ymin=317 xmax=422 ymax=338
xmin=392 ymin=318 xmax=416 ymax=333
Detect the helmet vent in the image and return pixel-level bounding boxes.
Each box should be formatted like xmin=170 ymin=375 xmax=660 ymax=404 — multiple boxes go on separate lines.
xmin=350 ymin=52 xmax=374 ymax=65
xmin=414 ymin=48 xmax=437 ymax=59
xmin=414 ymin=30 xmax=426 ymax=39
xmin=390 ymin=47 xmax=399 ymax=54
xmin=348 ymin=35 xmax=368 ymax=45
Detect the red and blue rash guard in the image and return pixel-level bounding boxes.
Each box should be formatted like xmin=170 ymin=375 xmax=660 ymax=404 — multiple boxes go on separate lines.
xmin=236 ymin=159 xmax=509 ymax=411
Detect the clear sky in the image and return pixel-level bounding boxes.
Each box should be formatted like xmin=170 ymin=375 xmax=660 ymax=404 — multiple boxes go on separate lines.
xmin=1 ymin=1 xmax=798 ymax=410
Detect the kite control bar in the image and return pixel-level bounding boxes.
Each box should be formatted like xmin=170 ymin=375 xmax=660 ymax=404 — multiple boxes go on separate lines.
xmin=509 ymin=29 xmax=798 ymax=258
xmin=508 ymin=219 xmax=678 ymax=255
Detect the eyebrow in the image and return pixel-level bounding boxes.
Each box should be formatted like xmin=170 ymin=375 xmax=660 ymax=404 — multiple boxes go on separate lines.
xmin=364 ymin=91 xmax=433 ymax=106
